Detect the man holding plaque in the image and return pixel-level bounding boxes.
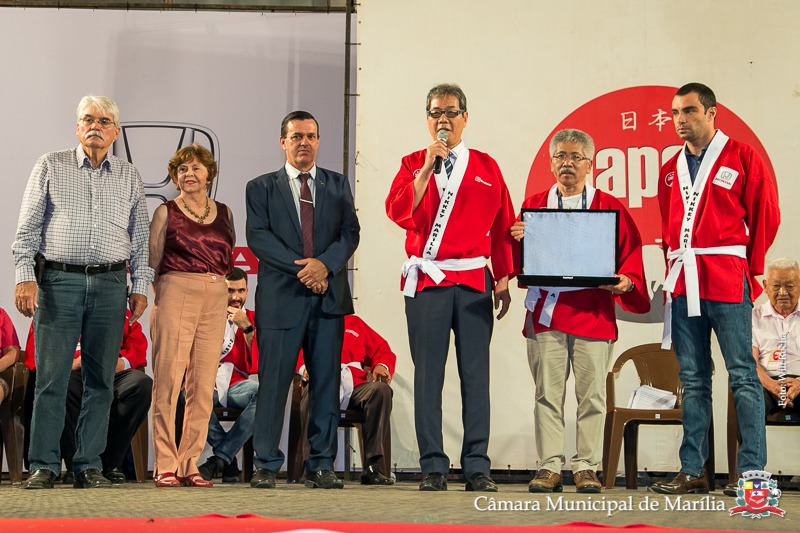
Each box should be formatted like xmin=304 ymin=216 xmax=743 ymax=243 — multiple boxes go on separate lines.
xmin=651 ymin=83 xmax=780 ymax=495
xmin=510 ymin=128 xmax=649 ymax=494
xmin=386 ymin=83 xmax=516 ymax=492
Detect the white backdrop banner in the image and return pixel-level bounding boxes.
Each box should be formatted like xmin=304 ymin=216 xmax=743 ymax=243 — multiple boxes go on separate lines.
xmin=355 ymin=0 xmax=799 ymax=475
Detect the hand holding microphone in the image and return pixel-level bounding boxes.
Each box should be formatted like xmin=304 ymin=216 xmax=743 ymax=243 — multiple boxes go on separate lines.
xmin=432 ymin=129 xmax=449 ymax=174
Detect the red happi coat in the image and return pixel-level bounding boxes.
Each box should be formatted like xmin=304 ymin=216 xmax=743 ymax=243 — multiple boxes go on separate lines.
xmin=658 ymin=131 xmax=780 ymax=304
xmin=519 ymin=187 xmax=650 ymax=341
xmin=385 ymin=146 xmax=516 ymax=293
xmin=297 ymin=314 xmax=397 ymax=388
xmin=219 ymin=309 xmax=259 ymax=388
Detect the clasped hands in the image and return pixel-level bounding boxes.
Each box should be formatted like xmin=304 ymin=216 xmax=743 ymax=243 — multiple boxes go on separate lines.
xmin=295 ymin=258 xmax=329 ymax=294
xmin=771 ymin=377 xmax=800 ymax=408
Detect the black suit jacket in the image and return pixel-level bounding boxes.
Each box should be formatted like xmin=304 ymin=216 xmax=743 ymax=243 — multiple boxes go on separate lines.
xmin=245 ymin=166 xmax=360 ymax=329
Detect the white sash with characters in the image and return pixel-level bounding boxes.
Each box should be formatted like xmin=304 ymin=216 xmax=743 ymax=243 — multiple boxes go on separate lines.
xmin=215 ymin=321 xmax=238 ymax=407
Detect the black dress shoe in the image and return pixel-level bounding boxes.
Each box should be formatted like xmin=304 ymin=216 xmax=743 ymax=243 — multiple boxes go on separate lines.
xmin=104 ymin=466 xmax=127 ymax=484
xmin=465 ymin=472 xmax=498 ymax=492
xmin=250 ymin=468 xmax=276 ymax=489
xmin=419 ymin=472 xmax=447 ymax=491
xmin=74 ymin=468 xmax=112 ymax=489
xmin=305 ymin=470 xmax=344 ymax=489
xmin=361 ymin=463 xmax=394 ymax=485
xmin=198 ymin=455 xmax=225 ymax=481
xmin=61 ymin=471 xmax=76 ymax=485
xmin=650 ymin=472 xmax=708 ymax=494
xmin=23 ymin=469 xmax=57 ymax=489
xmin=222 ymin=457 xmax=241 ymax=483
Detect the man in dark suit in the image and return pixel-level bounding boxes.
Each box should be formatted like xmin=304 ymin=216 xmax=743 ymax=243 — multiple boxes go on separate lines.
xmin=245 ymin=110 xmax=360 ymax=489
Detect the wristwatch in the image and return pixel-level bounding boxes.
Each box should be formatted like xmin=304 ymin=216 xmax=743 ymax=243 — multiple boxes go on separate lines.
xmin=242 ymin=325 xmax=254 ymax=334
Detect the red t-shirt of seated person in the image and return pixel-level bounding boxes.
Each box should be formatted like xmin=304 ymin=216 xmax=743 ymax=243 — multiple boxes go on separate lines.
xmin=0 ymin=307 xmax=21 ymax=353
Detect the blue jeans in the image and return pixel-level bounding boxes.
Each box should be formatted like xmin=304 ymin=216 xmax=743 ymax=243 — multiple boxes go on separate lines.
xmin=29 ymin=268 xmax=128 ymax=474
xmin=671 ymin=283 xmax=765 ymax=476
xmin=206 ymin=380 xmax=259 ymax=464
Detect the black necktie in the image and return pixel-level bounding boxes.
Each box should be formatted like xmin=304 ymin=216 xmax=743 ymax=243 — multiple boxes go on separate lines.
xmin=299 ymin=173 xmax=314 ymax=257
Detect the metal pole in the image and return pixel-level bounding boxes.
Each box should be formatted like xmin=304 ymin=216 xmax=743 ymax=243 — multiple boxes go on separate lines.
xmin=342 ymin=0 xmax=353 ymax=178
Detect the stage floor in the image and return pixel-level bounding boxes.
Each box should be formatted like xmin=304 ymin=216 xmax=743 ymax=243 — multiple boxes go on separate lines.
xmin=0 ymin=480 xmax=796 ymax=531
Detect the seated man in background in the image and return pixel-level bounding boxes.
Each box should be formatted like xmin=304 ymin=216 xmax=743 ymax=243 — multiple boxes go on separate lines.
xmin=198 ymin=267 xmax=259 ymax=482
xmin=729 ymin=256 xmax=800 ymax=495
xmin=0 ymin=306 xmax=21 ymax=405
xmin=298 ymin=314 xmax=396 ymax=485
xmin=24 ymin=310 xmax=152 ymax=483
xmin=751 ymin=258 xmax=800 ymax=419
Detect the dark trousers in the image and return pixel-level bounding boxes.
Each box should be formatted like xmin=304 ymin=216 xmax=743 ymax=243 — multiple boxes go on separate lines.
xmin=253 ymin=296 xmax=343 ymax=473
xmin=62 ymin=368 xmax=152 ymax=472
xmin=300 ymin=381 xmax=392 ymax=465
xmin=405 ymin=271 xmax=493 ymax=478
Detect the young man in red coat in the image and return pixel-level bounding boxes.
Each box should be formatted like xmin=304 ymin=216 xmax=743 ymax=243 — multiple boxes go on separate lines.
xmin=651 ymin=83 xmax=780 ymax=495
xmin=198 ymin=267 xmax=259 ymax=482
xmin=511 ymin=128 xmax=649 ymax=494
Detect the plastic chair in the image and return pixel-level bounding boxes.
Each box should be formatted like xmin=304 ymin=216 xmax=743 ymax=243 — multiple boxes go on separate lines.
xmin=286 ymin=374 xmax=392 ymax=483
xmin=602 ymin=343 xmax=715 ymax=489
xmin=0 ymin=361 xmax=30 ymax=485
xmin=726 ymin=387 xmax=800 ymax=483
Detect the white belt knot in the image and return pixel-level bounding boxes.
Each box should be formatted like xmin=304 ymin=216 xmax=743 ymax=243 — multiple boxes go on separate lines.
xmin=401 ymin=256 xmax=487 ymax=297
xmin=663 ymin=245 xmax=747 ymax=317
xmin=661 ymin=244 xmax=747 ymax=349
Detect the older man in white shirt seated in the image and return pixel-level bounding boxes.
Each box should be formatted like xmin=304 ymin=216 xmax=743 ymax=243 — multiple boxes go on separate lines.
xmin=725 ymin=257 xmax=800 ymax=495
xmin=751 ymin=257 xmax=800 ymax=420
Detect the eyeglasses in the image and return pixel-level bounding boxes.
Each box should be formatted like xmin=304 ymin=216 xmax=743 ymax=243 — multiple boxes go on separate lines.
xmin=427 ymin=109 xmax=465 ymax=119
xmin=552 ymin=152 xmax=591 ymax=164
xmin=80 ymin=116 xmax=116 ymax=128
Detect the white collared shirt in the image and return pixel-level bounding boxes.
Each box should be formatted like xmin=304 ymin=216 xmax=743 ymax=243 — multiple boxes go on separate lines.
xmin=752 ymin=301 xmax=800 ymax=376
xmin=284 ymin=162 xmax=317 ymax=222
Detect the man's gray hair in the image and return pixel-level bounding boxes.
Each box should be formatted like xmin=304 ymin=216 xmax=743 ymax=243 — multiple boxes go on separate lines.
xmin=76 ymin=95 xmax=120 ymax=128
xmin=549 ymin=129 xmax=595 ymax=159
xmin=767 ymin=257 xmax=800 ymax=274
xmin=426 ymin=83 xmax=467 ymax=112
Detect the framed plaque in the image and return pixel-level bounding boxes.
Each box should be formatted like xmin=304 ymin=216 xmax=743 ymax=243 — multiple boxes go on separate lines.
xmin=518 ymin=209 xmax=620 ymax=287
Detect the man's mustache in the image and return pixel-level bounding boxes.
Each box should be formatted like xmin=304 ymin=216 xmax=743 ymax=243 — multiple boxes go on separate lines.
xmin=85 ymin=130 xmax=104 ymax=140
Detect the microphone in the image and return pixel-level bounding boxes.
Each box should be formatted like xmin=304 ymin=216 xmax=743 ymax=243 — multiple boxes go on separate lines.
xmin=433 ymin=129 xmax=448 ymax=174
